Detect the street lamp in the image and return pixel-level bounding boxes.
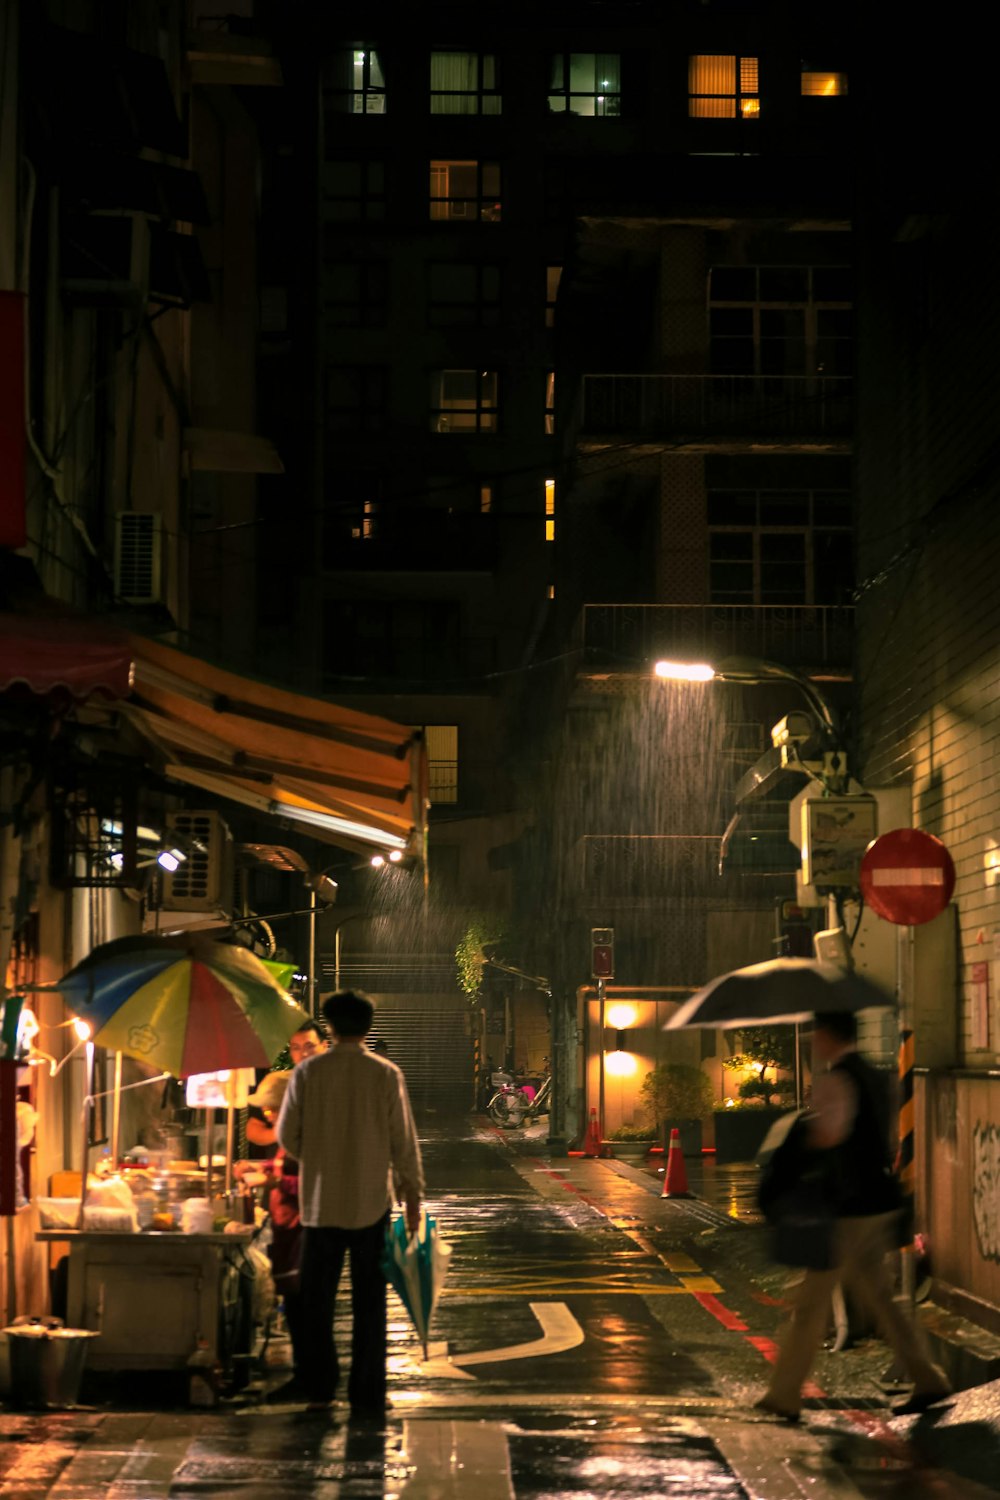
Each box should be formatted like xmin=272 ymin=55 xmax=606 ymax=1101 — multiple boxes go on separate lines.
xmin=653 ymin=655 xmax=841 ymax=743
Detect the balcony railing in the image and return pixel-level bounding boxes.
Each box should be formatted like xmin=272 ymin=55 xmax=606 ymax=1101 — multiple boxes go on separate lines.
xmin=579 ymin=603 xmax=854 ymax=674
xmin=581 ymin=374 xmax=852 ymax=442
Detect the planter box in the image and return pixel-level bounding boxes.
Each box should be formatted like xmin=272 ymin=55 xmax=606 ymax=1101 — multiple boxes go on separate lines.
xmin=714 ymin=1107 xmax=786 ymax=1164
xmin=661 ymin=1119 xmax=703 ymax=1159
xmin=611 ymin=1141 xmax=655 ymax=1164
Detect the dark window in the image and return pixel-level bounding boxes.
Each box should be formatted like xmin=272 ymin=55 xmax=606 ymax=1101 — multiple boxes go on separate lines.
xmin=427 ymin=263 xmax=501 ymax=326
xmin=323 ymin=160 xmax=385 ymax=221
xmin=324 ymin=600 xmax=462 ymax=680
xmin=324 ymin=262 xmax=387 ymax=327
xmin=326 ymin=366 xmax=387 ymax=432
xmin=708 ymin=488 xmax=852 ymax=605
xmin=323 ymin=471 xmax=383 ymax=560
xmin=708 ymin=265 xmax=852 ymax=377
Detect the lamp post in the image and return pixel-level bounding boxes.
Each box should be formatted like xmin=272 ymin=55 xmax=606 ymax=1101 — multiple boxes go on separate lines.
xmin=653 ymin=655 xmax=842 ymax=744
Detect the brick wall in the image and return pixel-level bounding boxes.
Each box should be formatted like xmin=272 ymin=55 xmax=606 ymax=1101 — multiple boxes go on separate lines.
xmin=856 ymin=212 xmax=1000 ymax=1069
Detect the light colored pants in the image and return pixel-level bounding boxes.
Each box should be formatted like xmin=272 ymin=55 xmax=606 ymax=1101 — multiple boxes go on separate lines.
xmin=765 ymin=1211 xmax=950 ymax=1414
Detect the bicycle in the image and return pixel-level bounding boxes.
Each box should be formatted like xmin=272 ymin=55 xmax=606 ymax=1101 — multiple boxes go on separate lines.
xmin=487 ymin=1060 xmax=551 ymax=1129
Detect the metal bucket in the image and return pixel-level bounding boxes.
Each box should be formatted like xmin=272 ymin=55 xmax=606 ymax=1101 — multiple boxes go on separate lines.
xmin=4 ymin=1327 xmax=100 ymax=1408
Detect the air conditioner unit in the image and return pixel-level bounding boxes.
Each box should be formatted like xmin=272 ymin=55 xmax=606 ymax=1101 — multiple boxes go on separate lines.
xmin=162 ymin=810 xmax=233 ymax=912
xmin=115 ymin=511 xmax=162 ymax=603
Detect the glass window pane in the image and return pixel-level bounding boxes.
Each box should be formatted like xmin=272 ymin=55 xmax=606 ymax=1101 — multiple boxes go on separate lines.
xmin=482 ymin=55 xmax=496 ymax=89
xmin=761 ymin=533 xmax=806 ymax=562
xmin=549 ymin=55 xmax=566 ymax=90
xmin=597 ymin=54 xmax=620 ymax=92
xmin=480 ymin=371 xmax=498 ymax=404
xmin=690 ymin=55 xmax=736 ymax=94
xmin=711 ymin=308 xmax=754 ymax=336
xmin=481 ymin=163 xmax=501 ymax=197
xmin=816 ymin=309 xmax=854 ymax=338
xmin=814 ymin=531 xmax=854 ymax=603
xmin=759 ymin=492 xmax=809 ymax=525
xmin=482 ymin=266 xmax=501 ymax=300
xmin=759 ymin=268 xmax=808 ymax=302
xmin=710 ymin=562 xmax=754 ymax=601
xmin=740 ymin=57 xmax=759 ymax=93
xmin=442 ymin=370 xmax=476 ymax=403
xmin=801 ymin=70 xmax=847 ymax=97
xmin=761 ymin=309 xmax=806 ymax=337
xmin=813 ymin=491 xmax=852 ymax=525
xmin=569 ymin=53 xmax=596 ymax=92
xmin=813 ymin=266 xmax=853 ymax=301
xmin=711 ymin=532 xmax=754 ymax=560
xmin=369 ymin=51 xmax=385 ymax=88
xmin=710 ymin=267 xmax=756 ymax=302
xmin=707 ymin=491 xmax=756 ymax=525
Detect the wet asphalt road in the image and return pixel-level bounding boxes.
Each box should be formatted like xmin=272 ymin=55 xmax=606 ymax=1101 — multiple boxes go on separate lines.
xmin=2 ymin=1119 xmax=999 ymax=1498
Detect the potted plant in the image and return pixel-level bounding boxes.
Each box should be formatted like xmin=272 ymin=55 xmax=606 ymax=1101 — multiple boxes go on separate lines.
xmin=715 ymin=1028 xmax=797 ymax=1162
xmin=607 ymin=1119 xmax=657 ymax=1162
xmin=639 ymin=1063 xmax=714 ymax=1158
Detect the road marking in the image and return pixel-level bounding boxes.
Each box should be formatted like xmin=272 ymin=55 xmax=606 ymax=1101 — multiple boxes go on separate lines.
xmin=400 ymin=1420 xmax=514 ymax=1500
xmin=693 ymin=1293 xmax=749 ymax=1331
xmin=679 ymin=1275 xmax=724 ymax=1293
xmin=441 ymin=1286 xmax=688 ymax=1297
xmin=419 ymin=1301 xmax=585 ymax=1379
xmin=662 ymin=1252 xmax=704 ymax=1273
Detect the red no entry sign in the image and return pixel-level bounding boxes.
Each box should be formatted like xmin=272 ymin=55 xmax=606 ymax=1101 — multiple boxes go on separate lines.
xmin=860 ymin=828 xmax=956 ymax=925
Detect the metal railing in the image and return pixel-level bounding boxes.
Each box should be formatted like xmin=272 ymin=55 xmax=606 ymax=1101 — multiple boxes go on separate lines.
xmin=579 ymin=602 xmax=854 ymax=673
xmin=581 ymin=373 xmax=852 ymax=440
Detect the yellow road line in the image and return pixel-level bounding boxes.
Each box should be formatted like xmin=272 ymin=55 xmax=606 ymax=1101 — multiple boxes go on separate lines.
xmin=439 ymin=1286 xmax=689 ymax=1297
xmin=661 ymin=1252 xmax=704 ymax=1273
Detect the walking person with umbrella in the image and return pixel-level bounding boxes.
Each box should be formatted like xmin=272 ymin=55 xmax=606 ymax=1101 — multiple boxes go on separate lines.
xmin=753 ymin=1010 xmax=952 ymax=1423
xmin=276 ymin=989 xmax=423 ymax=1417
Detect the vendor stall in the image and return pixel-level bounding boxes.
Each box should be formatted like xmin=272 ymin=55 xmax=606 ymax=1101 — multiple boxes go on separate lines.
xmin=36 ymin=1227 xmax=266 ymax=1401
xmin=20 ymin=933 xmax=309 ymax=1403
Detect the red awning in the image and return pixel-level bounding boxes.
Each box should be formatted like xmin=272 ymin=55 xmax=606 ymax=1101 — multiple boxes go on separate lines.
xmin=0 ymin=613 xmax=134 ymax=701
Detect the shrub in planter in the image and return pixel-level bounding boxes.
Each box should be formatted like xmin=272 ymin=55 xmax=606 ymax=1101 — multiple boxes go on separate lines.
xmin=641 ymin=1064 xmax=714 ymax=1157
xmin=713 ymin=1103 xmax=789 ymax=1163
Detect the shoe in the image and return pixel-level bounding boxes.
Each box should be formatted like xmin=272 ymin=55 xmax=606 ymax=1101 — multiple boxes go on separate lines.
xmin=752 ymin=1397 xmax=800 ymax=1424
xmin=892 ymin=1388 xmax=952 ymax=1416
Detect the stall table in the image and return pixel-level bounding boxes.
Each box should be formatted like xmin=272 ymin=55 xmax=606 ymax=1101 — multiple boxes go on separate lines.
xmin=36 ymin=1229 xmax=258 ymax=1402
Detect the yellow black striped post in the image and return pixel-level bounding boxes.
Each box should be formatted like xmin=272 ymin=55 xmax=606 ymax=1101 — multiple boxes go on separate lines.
xmin=473 ymin=1032 xmax=481 ymax=1110
xmin=898 ymin=1026 xmax=916 ymax=1198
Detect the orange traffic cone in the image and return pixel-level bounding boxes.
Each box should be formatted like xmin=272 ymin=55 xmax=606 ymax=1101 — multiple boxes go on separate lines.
xmin=660 ymin=1127 xmax=694 ymax=1198
xmin=583 ymin=1107 xmax=601 ymax=1158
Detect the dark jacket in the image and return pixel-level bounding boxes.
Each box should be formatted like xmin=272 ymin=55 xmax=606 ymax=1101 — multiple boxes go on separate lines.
xmin=830 ymin=1050 xmax=900 ymax=1217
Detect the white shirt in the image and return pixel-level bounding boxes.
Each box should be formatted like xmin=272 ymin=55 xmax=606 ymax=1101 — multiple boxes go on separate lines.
xmin=276 ymin=1042 xmax=423 ymax=1229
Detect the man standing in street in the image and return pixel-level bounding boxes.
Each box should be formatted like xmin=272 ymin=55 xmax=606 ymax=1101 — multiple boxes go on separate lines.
xmin=277 ymin=990 xmax=423 ymax=1416
xmin=756 ymin=1010 xmax=952 ymax=1423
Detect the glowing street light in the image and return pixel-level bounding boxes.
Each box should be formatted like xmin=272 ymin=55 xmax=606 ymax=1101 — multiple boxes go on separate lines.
xmin=653 ymin=654 xmax=841 ymax=741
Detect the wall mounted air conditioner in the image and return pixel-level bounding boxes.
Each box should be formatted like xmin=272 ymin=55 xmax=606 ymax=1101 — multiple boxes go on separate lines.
xmin=115 ymin=511 xmax=162 ymax=603
xmin=162 ymin=810 xmax=234 ymax=913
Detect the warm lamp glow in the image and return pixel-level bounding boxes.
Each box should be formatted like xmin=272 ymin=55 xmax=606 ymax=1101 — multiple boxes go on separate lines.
xmin=654 ymin=660 xmax=716 ymax=682
xmin=605 ymin=1051 xmax=638 ymax=1078
xmin=606 ymin=1003 xmax=637 ymax=1029
xmin=71 ymin=1017 xmax=92 ymax=1042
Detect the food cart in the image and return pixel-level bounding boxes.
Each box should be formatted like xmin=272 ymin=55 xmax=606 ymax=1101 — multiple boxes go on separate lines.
xmin=21 ymin=935 xmax=309 ymax=1404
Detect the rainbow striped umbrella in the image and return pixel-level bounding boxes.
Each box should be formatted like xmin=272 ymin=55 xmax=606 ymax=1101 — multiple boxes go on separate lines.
xmin=56 ymin=934 xmax=310 ymax=1076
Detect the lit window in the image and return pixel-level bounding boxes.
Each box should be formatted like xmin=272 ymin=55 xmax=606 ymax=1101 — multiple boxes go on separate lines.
xmin=549 ymin=53 xmax=621 ymax=116
xmin=325 ymin=49 xmax=386 ymax=114
xmin=480 ymin=484 xmax=493 ymax=514
xmin=546 ymin=266 xmax=563 ymax=328
xmin=688 ymin=55 xmax=759 ymax=119
xmin=545 ymin=371 xmax=555 ymax=435
xmin=429 ymin=160 xmax=501 ymax=222
xmin=801 ymin=69 xmax=848 ymax=97
xmin=545 ymin=478 xmax=556 ymax=541
xmin=423 ymin=725 xmax=459 ymax=804
xmin=430 ymin=370 xmax=499 ymax=433
xmin=430 ymin=52 xmax=500 ymax=114
xmin=427 ymin=263 xmax=501 ymax=326
xmin=547 ymin=583 xmax=555 ymax=599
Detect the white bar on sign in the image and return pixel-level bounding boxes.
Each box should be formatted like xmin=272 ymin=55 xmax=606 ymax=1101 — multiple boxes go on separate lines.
xmin=870 ymin=868 xmax=945 ymax=886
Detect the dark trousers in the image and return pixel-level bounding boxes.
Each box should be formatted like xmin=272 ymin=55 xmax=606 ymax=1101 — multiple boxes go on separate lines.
xmin=299 ymin=1213 xmax=389 ymax=1407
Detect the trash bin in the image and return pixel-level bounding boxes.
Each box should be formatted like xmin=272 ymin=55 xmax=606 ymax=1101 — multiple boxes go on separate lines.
xmin=3 ymin=1321 xmax=99 ymax=1408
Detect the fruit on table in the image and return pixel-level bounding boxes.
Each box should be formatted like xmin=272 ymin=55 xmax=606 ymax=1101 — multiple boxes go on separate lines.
xmin=151 ymin=1211 xmax=176 ymax=1231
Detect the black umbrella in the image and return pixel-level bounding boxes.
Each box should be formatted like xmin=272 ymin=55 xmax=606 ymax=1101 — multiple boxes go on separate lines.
xmin=664 ymin=958 xmax=893 ymax=1031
